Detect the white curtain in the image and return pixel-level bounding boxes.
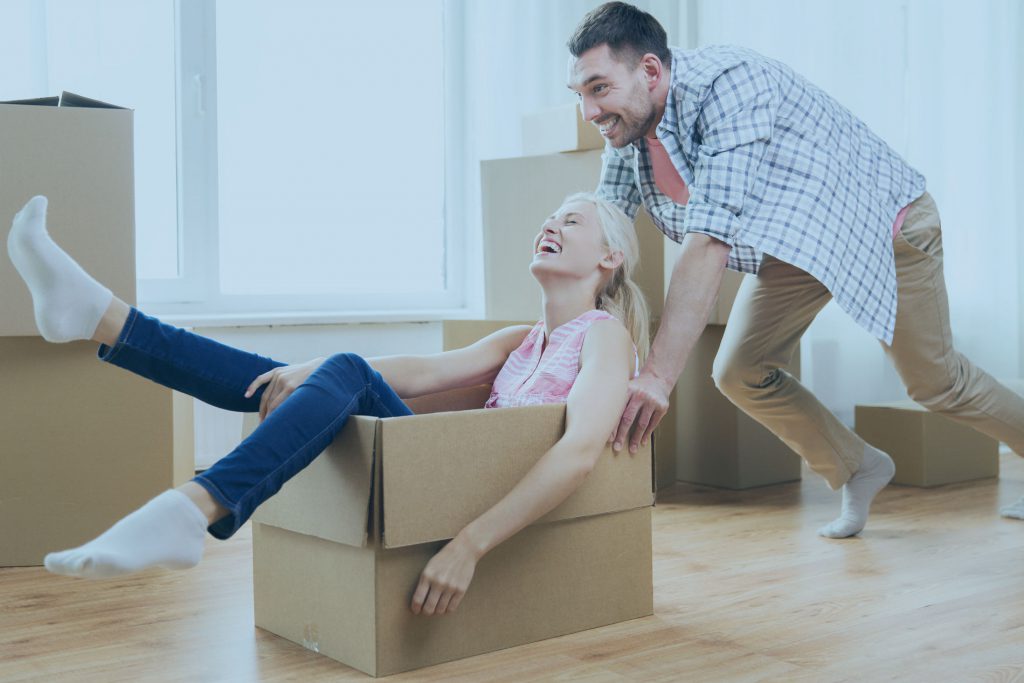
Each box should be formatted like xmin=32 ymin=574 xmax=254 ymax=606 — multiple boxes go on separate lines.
xmin=458 ymin=0 xmax=1022 ymax=424
xmin=451 ymin=0 xmax=684 ymax=314
xmin=695 ymin=0 xmax=1024 ymax=423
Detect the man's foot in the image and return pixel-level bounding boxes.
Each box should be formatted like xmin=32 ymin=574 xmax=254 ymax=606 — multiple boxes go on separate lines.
xmin=1000 ymin=496 xmax=1024 ymax=520
xmin=7 ymin=195 xmax=112 ymax=342
xmin=44 ymin=490 xmax=208 ymax=579
xmin=818 ymin=445 xmax=895 ymax=539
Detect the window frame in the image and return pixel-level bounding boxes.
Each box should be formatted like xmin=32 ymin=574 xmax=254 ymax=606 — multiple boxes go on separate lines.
xmin=138 ymin=0 xmax=466 ymax=324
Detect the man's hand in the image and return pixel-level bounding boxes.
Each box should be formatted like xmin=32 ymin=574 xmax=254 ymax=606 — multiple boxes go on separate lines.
xmin=244 ymin=357 xmax=326 ymax=421
xmin=610 ymin=370 xmax=672 ymax=454
xmin=410 ymin=535 xmax=480 ymax=616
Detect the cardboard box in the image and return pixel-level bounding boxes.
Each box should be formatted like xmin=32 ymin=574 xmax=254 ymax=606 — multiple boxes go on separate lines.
xmin=663 ymin=241 xmax=745 ymax=326
xmin=855 ymin=402 xmax=999 ymax=487
xmin=249 ymin=387 xmax=654 ymax=677
xmin=0 ymin=92 xmax=184 ymax=566
xmin=0 ymin=92 xmax=136 ymax=337
xmin=522 ymin=103 xmax=605 ymax=156
xmin=481 ymin=149 xmax=666 ymax=321
xmin=0 ymin=338 xmax=185 ymax=567
xmin=441 ymin=319 xmax=534 ymax=351
xmin=665 ymin=324 xmax=802 ymax=489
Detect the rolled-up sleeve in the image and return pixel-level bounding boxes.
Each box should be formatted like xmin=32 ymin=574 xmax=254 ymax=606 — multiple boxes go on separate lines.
xmin=596 ymin=147 xmax=643 ymax=220
xmin=684 ymin=61 xmax=775 ymax=245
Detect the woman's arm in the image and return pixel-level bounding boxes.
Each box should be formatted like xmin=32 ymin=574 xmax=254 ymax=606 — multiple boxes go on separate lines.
xmin=367 ymin=325 xmax=532 ymax=398
xmin=410 ymin=319 xmax=635 ymax=616
xmin=245 ymin=324 xmax=533 ymax=418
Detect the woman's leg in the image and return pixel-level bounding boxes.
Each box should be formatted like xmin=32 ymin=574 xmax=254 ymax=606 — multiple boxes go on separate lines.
xmin=9 ymin=195 xmax=286 ymax=412
xmin=44 ymin=353 xmax=413 ymax=579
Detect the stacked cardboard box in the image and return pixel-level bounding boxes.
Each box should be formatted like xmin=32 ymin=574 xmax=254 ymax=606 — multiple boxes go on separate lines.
xmin=855 ymin=401 xmax=999 ymax=487
xmin=486 ymin=104 xmax=799 ymax=490
xmin=248 ymin=388 xmax=654 ymax=677
xmin=0 ymin=93 xmax=185 ymax=566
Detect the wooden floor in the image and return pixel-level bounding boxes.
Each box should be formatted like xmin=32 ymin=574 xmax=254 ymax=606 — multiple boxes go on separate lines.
xmin=4 ymin=452 xmax=1024 ymax=682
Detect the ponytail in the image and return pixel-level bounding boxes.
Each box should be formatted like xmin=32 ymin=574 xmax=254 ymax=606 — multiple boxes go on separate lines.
xmin=564 ymin=192 xmax=651 ymax=364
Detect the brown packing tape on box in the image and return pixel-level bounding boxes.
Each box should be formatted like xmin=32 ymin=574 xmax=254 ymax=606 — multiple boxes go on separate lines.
xmin=0 ymin=92 xmax=136 ymax=337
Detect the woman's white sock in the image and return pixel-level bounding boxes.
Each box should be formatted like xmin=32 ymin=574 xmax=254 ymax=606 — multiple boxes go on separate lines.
xmin=7 ymin=195 xmax=112 ymax=342
xmin=44 ymin=489 xmax=209 ymax=579
xmin=818 ymin=445 xmax=895 ymax=539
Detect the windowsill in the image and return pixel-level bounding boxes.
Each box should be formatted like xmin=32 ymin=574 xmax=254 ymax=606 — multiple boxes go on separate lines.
xmin=148 ymin=307 xmax=481 ymax=329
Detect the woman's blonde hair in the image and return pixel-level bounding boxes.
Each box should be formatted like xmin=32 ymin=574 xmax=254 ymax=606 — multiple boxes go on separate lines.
xmin=563 ymin=192 xmax=651 ymax=363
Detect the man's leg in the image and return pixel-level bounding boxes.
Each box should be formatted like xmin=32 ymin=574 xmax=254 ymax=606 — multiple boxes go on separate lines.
xmin=884 ymin=192 xmax=1024 ymax=517
xmin=713 ymin=257 xmax=894 ymax=538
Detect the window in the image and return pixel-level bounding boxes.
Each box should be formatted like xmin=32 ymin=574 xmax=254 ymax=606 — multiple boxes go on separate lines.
xmin=144 ymin=0 xmax=460 ymax=321
xmin=2 ymin=0 xmax=462 ymax=322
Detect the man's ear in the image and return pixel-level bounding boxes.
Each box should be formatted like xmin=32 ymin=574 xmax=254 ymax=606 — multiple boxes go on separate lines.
xmin=639 ymin=53 xmax=663 ymax=87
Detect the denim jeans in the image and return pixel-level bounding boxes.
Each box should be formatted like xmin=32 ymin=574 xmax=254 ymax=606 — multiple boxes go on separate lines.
xmin=99 ymin=308 xmax=413 ymax=539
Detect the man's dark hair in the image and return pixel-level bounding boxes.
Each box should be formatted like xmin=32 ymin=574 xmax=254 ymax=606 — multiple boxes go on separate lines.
xmin=567 ymin=2 xmax=671 ymax=66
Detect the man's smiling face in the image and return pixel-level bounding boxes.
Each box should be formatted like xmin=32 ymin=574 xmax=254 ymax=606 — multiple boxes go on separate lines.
xmin=567 ymin=43 xmax=659 ymax=148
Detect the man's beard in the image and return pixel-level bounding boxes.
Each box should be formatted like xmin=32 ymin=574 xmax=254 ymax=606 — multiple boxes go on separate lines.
xmin=607 ymin=80 xmax=659 ymax=148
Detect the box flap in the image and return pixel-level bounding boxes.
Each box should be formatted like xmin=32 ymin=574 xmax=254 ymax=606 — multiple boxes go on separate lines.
xmin=404 ymin=384 xmax=491 ymax=414
xmin=250 ymin=415 xmax=378 ymax=547
xmin=0 ymin=92 xmax=126 ymax=109
xmin=1 ymin=96 xmax=60 ymax=106
xmin=380 ymin=404 xmax=653 ymax=549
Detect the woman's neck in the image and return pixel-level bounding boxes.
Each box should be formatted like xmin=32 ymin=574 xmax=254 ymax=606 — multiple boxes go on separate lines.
xmin=540 ymin=286 xmax=598 ymax=340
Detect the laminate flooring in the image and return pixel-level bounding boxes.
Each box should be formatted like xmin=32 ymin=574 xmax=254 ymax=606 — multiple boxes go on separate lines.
xmin=3 ymin=452 xmax=1023 ymax=682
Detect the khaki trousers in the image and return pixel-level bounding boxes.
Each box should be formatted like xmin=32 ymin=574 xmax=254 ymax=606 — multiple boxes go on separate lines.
xmin=713 ymin=192 xmax=1024 ymax=489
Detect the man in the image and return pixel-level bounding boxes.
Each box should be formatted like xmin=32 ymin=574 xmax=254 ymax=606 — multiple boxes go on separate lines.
xmin=567 ymin=2 xmax=1024 ymax=537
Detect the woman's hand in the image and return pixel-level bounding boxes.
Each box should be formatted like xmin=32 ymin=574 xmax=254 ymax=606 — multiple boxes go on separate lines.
xmin=244 ymin=357 xmax=326 ymax=420
xmin=410 ymin=534 xmax=481 ymax=616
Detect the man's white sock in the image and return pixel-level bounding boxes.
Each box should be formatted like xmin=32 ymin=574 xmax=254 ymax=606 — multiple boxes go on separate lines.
xmin=818 ymin=445 xmax=895 ymax=539
xmin=44 ymin=489 xmax=209 ymax=579
xmin=1000 ymin=496 xmax=1024 ymax=520
xmin=7 ymin=195 xmax=112 ymax=342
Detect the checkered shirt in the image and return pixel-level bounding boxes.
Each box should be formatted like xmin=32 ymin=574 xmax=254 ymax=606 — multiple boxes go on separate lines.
xmin=597 ymin=45 xmax=926 ymax=343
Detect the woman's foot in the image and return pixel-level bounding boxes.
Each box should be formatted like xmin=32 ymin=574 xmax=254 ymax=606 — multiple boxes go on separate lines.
xmin=818 ymin=445 xmax=895 ymax=538
xmin=7 ymin=195 xmax=113 ymax=342
xmin=44 ymin=490 xmax=209 ymax=579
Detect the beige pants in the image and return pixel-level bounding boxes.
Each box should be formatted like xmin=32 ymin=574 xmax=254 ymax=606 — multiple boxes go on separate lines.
xmin=712 ymin=192 xmax=1024 ymax=489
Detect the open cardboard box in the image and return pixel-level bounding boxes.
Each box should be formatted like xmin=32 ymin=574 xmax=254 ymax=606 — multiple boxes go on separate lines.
xmin=247 ymin=385 xmax=655 ymax=677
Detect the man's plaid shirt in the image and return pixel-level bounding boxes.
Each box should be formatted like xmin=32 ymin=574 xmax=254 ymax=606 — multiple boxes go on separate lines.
xmin=597 ymin=45 xmax=926 ymax=343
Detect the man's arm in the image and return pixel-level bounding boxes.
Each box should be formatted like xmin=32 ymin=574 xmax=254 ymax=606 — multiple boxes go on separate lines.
xmin=613 ymin=60 xmax=775 ymax=451
xmin=612 ymin=232 xmax=731 ymax=452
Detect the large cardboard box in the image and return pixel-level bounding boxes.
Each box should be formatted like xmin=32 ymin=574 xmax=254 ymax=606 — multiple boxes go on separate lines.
xmin=522 ymin=103 xmax=605 ymax=156
xmin=481 ymin=149 xmax=666 ymax=321
xmin=855 ymin=402 xmax=999 ymax=487
xmin=250 ymin=387 xmax=654 ymax=677
xmin=664 ymin=324 xmax=803 ymax=489
xmin=0 ymin=92 xmax=136 ymax=337
xmin=0 ymin=93 xmax=183 ymax=566
xmin=0 ymin=338 xmax=186 ymax=566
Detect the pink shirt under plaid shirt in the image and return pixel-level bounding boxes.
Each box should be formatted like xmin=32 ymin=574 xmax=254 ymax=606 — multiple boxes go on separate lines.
xmin=486 ymin=309 xmax=638 ymax=409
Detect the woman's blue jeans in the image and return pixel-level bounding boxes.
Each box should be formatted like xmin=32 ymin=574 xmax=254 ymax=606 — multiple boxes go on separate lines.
xmin=98 ymin=308 xmax=413 ymax=539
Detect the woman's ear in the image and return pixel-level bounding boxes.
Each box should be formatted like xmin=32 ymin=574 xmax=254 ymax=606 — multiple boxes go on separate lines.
xmin=600 ymin=249 xmax=625 ymax=271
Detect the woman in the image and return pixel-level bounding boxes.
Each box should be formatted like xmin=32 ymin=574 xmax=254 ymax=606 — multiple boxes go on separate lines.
xmin=7 ymin=191 xmax=649 ymax=616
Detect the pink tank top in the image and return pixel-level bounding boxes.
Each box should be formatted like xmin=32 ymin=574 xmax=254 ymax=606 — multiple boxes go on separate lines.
xmin=486 ymin=310 xmax=638 ymax=409
xmin=646 ymin=135 xmax=909 ymax=237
